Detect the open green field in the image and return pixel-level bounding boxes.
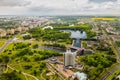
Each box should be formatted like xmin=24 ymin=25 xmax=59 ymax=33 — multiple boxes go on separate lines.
xmin=0 ymin=42 xmax=62 ymax=80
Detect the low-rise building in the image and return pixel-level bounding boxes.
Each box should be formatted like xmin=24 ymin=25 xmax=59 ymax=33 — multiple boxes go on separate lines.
xmin=73 ymin=72 xmax=87 ymax=80
xmin=7 ymin=28 xmax=15 ymax=35
xmin=15 ymin=26 xmax=22 ymax=32
xmin=0 ymin=29 xmax=7 ymax=37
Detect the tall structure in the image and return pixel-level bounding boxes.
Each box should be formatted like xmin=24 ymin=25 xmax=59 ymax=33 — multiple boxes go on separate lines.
xmin=64 ymin=50 xmax=76 ymax=67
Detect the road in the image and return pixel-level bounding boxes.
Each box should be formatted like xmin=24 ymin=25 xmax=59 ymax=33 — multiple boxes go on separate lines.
xmin=0 ymin=37 xmax=14 ymax=53
xmin=99 ymin=22 xmax=120 ymax=80
xmin=101 ymin=64 xmax=120 ymax=80
xmin=101 ymin=23 xmax=120 ymax=60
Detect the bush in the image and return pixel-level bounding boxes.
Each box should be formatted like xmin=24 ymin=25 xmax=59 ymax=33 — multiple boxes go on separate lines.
xmin=23 ymin=35 xmax=31 ymax=40
xmin=24 ymin=65 xmax=32 ymax=70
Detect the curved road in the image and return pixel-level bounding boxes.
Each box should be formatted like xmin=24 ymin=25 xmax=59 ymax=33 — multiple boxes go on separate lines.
xmin=8 ymin=65 xmax=39 ymax=80
xmin=0 ymin=38 xmax=13 ymax=53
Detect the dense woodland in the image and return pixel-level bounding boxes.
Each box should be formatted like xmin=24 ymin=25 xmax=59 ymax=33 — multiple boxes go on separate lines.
xmin=29 ymin=28 xmax=71 ymax=42
xmin=80 ymin=54 xmax=116 ymax=80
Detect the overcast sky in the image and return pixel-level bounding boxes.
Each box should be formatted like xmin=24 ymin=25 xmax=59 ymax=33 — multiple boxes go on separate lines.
xmin=0 ymin=0 xmax=120 ymax=15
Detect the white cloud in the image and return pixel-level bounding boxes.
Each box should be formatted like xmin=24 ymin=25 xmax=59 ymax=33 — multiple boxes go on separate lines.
xmin=0 ymin=0 xmax=31 ymax=7
xmin=0 ymin=0 xmax=120 ymax=15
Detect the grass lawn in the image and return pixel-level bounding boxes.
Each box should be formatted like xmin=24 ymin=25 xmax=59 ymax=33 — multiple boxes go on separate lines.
xmin=4 ymin=67 xmax=26 ymax=80
xmin=0 ymin=42 xmax=5 ymax=48
xmin=16 ymin=34 xmax=23 ymax=40
xmin=6 ymin=43 xmax=14 ymax=50
xmin=8 ymin=62 xmax=62 ymax=80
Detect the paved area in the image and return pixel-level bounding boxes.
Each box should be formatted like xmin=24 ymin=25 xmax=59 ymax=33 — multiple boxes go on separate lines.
xmin=56 ymin=64 xmax=74 ymax=78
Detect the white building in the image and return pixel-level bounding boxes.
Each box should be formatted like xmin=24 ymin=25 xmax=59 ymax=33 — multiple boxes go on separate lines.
xmin=42 ymin=26 xmax=53 ymax=30
xmin=73 ymin=72 xmax=87 ymax=80
xmin=64 ymin=50 xmax=76 ymax=67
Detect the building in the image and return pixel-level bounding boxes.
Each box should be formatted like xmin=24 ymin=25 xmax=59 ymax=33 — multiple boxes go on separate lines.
xmin=0 ymin=29 xmax=7 ymax=37
xmin=7 ymin=28 xmax=15 ymax=35
xmin=77 ymin=49 xmax=94 ymax=56
xmin=73 ymin=72 xmax=87 ymax=80
xmin=49 ymin=56 xmax=58 ymax=64
xmin=64 ymin=50 xmax=76 ymax=67
xmin=15 ymin=26 xmax=22 ymax=32
xmin=42 ymin=26 xmax=53 ymax=30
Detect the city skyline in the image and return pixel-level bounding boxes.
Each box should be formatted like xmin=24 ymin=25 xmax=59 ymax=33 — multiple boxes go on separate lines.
xmin=0 ymin=0 xmax=120 ymax=15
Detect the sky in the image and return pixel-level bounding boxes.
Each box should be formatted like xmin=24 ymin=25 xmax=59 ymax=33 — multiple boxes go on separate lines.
xmin=0 ymin=0 xmax=120 ymax=15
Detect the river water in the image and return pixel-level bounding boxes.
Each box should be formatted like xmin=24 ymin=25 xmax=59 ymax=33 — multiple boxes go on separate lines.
xmin=39 ymin=30 xmax=87 ymax=52
xmin=61 ymin=30 xmax=87 ymax=47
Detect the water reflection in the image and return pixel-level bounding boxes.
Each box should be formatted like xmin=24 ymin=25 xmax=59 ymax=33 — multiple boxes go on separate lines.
xmin=61 ymin=30 xmax=87 ymax=47
xmin=73 ymin=39 xmax=81 ymax=47
xmin=61 ymin=30 xmax=86 ymax=39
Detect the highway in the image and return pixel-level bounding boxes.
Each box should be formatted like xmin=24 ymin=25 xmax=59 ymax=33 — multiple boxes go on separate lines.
xmin=99 ymin=22 xmax=120 ymax=80
xmin=0 ymin=37 xmax=15 ymax=54
xmin=102 ymin=23 xmax=120 ymax=60
xmin=101 ymin=64 xmax=120 ymax=80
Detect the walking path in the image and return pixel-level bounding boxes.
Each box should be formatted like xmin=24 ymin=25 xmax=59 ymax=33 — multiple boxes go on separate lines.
xmin=7 ymin=65 xmax=39 ymax=80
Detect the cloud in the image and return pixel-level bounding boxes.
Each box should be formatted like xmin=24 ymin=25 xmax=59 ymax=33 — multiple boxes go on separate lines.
xmin=0 ymin=0 xmax=120 ymax=15
xmin=27 ymin=0 xmax=120 ymax=15
xmin=0 ymin=0 xmax=31 ymax=7
xmin=90 ymin=0 xmax=117 ymax=3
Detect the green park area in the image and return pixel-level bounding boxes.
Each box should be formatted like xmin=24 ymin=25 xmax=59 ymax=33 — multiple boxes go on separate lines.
xmin=79 ymin=53 xmax=116 ymax=80
xmin=27 ymin=23 xmax=96 ymax=45
xmin=51 ymin=23 xmax=96 ymax=39
xmin=0 ymin=42 xmax=62 ymax=80
xmin=78 ymin=41 xmax=117 ymax=80
xmin=28 ymin=28 xmax=71 ymax=42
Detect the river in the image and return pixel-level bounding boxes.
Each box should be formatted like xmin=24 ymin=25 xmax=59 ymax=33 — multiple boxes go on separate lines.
xmin=61 ymin=30 xmax=87 ymax=47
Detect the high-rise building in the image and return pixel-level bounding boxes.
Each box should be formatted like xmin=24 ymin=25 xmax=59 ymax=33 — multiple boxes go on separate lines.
xmin=64 ymin=50 xmax=76 ymax=67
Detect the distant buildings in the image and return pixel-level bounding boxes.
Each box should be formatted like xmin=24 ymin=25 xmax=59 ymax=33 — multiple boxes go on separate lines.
xmin=64 ymin=50 xmax=76 ymax=67
xmin=0 ymin=17 xmax=48 ymax=38
xmin=111 ymin=34 xmax=120 ymax=41
xmin=69 ymin=24 xmax=74 ymax=27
